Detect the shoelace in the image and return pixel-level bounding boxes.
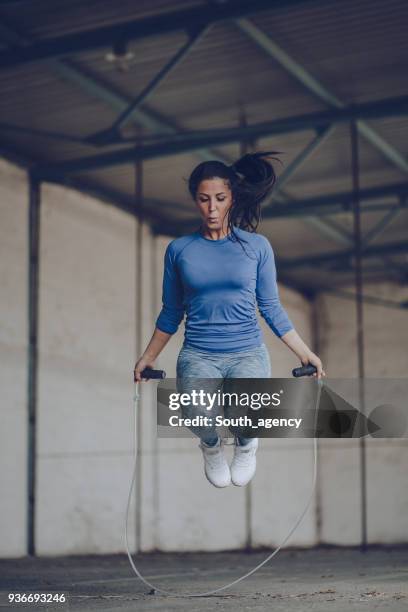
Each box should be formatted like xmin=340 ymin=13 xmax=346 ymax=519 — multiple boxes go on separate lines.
xmin=233 ymin=446 xmax=256 ymax=467
xmin=202 ymin=445 xmax=227 ymax=469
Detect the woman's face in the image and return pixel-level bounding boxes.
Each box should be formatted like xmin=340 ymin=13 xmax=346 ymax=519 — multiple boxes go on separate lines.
xmin=195 ymin=178 xmax=233 ymax=232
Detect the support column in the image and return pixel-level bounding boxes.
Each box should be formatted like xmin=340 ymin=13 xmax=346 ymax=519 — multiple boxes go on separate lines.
xmin=27 ymin=175 xmax=41 ymax=556
xmin=311 ymin=293 xmax=323 ymax=544
xmin=239 ymin=111 xmax=257 ymax=551
xmin=350 ymin=120 xmax=367 ymax=552
xmin=135 ymin=158 xmax=144 ymax=552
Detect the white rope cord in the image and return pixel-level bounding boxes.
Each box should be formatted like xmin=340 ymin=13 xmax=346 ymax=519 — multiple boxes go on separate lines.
xmin=124 ymin=379 xmax=323 ymax=598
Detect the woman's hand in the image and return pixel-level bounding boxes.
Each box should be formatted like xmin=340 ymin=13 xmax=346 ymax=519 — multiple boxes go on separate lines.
xmin=134 ymin=355 xmax=156 ymax=383
xmin=301 ymin=351 xmax=326 ymax=379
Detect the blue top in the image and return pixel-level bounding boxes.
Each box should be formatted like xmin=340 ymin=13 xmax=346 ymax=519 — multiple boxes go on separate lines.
xmin=155 ymin=226 xmax=294 ymax=352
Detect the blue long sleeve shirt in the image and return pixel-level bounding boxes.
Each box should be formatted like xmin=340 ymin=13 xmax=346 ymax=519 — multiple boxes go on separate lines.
xmin=155 ymin=227 xmax=294 ymax=352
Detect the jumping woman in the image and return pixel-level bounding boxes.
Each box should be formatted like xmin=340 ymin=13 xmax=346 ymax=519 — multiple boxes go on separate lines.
xmin=134 ymin=152 xmax=325 ymax=488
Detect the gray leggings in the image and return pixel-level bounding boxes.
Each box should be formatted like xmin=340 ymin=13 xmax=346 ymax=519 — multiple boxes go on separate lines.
xmin=176 ymin=343 xmax=271 ymax=445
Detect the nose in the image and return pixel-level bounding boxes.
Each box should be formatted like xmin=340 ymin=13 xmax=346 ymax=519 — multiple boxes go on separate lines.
xmin=208 ymin=198 xmax=217 ymax=212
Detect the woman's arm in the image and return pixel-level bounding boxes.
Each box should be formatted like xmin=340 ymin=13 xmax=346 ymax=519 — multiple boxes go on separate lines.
xmin=134 ymin=241 xmax=185 ymax=382
xmin=280 ymin=328 xmax=325 ymax=379
xmin=256 ymin=237 xmax=294 ymax=338
xmin=256 ymin=237 xmax=325 ymax=379
xmin=134 ymin=327 xmax=172 ymax=382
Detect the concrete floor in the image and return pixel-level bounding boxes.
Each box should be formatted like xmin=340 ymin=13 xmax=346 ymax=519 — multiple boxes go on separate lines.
xmin=1 ymin=546 xmax=407 ymax=611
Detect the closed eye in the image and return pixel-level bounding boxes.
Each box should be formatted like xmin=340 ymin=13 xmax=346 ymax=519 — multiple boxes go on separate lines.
xmin=199 ymin=197 xmax=226 ymax=202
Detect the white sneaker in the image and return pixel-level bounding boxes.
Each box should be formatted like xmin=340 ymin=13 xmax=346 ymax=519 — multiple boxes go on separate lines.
xmin=230 ymin=438 xmax=259 ymax=486
xmin=199 ymin=437 xmax=231 ymax=488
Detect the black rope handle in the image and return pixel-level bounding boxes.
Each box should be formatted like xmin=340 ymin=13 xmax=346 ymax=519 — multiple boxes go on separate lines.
xmin=292 ymin=364 xmax=318 ymax=377
xmin=140 ymin=367 xmax=166 ymax=380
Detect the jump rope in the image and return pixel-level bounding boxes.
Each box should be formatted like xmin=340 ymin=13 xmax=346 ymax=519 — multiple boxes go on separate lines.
xmin=125 ymin=363 xmax=321 ymax=597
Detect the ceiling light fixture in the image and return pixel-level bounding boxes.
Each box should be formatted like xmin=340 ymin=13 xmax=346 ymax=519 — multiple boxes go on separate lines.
xmin=105 ymin=40 xmax=135 ymax=72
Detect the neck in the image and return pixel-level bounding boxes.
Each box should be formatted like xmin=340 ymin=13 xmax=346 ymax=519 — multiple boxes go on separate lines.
xmin=200 ymin=224 xmax=232 ymax=241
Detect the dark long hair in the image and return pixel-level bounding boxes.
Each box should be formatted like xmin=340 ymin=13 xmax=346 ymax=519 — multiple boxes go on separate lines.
xmin=188 ymin=151 xmax=281 ymax=252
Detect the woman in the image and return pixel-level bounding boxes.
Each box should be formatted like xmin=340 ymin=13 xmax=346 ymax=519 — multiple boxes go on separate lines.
xmin=134 ymin=152 xmax=325 ymax=489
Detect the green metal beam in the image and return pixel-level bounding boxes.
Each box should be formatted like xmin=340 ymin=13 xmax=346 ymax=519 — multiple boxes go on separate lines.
xmin=99 ymin=24 xmax=210 ymax=140
xmin=279 ymin=240 xmax=408 ymax=269
xmin=361 ymin=199 xmax=406 ymax=249
xmin=261 ymin=124 xmax=356 ymax=246
xmin=32 ymin=96 xmax=408 ymax=179
xmin=263 ymin=182 xmax=408 ymax=218
xmin=269 ymin=126 xmax=335 ymax=199
xmin=236 ymin=18 xmax=408 ymax=174
xmin=264 ymin=122 xmax=355 ymax=246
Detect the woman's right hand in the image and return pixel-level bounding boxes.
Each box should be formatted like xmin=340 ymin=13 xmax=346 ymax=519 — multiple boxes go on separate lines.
xmin=134 ymin=355 xmax=156 ymax=383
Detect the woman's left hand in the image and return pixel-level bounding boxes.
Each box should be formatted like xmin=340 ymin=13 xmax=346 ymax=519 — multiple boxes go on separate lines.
xmin=301 ymin=351 xmax=326 ymax=379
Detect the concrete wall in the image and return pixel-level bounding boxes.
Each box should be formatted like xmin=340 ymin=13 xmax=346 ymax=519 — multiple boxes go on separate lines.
xmin=0 ymin=159 xmax=28 ymax=557
xmin=36 ymin=181 xmax=137 ymax=556
xmin=1 ymin=156 xmax=407 ymax=558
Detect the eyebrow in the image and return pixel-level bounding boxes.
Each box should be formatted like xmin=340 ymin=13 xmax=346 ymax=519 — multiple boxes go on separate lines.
xmin=198 ymin=192 xmax=226 ymax=196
